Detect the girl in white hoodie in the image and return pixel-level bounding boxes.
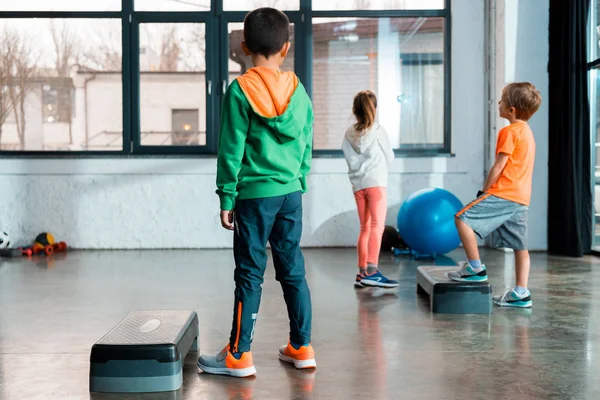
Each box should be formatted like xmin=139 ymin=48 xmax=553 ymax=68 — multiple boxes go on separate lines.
xmin=342 ymin=91 xmax=398 ymax=289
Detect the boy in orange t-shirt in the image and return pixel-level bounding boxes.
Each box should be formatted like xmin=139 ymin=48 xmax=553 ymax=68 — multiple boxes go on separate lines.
xmin=448 ymin=82 xmax=542 ymax=308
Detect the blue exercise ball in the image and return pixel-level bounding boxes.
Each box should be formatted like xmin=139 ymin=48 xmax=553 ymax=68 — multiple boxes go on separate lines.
xmin=397 ymin=188 xmax=463 ymax=256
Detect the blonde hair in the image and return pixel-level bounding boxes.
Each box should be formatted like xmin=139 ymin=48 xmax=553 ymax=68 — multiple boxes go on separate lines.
xmin=353 ymin=90 xmax=377 ymax=133
xmin=501 ymin=82 xmax=542 ymax=121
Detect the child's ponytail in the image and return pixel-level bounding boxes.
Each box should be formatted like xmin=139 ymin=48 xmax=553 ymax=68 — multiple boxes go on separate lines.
xmin=353 ymin=90 xmax=378 ymax=134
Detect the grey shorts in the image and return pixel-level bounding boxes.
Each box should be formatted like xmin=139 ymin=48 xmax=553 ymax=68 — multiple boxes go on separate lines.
xmin=456 ymin=194 xmax=529 ymax=250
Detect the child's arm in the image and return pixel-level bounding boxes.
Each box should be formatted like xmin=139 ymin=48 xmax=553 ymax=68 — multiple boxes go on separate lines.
xmin=481 ymin=127 xmax=518 ymax=194
xmin=377 ymin=126 xmax=395 ymax=164
xmin=341 ymin=133 xmax=354 ymax=167
xmin=483 ymin=153 xmax=509 ymax=192
xmin=299 ymin=109 xmax=314 ymax=192
xmin=299 ymin=133 xmax=312 ymax=193
xmin=216 ymin=82 xmax=249 ymax=229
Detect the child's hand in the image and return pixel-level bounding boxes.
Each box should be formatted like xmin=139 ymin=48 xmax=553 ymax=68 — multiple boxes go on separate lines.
xmin=220 ymin=210 xmax=235 ymax=231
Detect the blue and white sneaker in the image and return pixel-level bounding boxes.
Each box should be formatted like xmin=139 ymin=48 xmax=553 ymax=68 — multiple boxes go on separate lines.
xmin=447 ymin=261 xmax=488 ymax=282
xmin=354 ymin=274 xmax=365 ymax=288
xmin=360 ymin=271 xmax=399 ymax=288
xmin=493 ymin=288 xmax=532 ymax=308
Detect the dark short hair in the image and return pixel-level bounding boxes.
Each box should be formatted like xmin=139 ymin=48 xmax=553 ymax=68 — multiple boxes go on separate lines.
xmin=243 ymin=8 xmax=290 ymax=58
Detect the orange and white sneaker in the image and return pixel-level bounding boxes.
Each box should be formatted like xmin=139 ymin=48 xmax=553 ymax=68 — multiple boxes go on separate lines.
xmin=197 ymin=345 xmax=256 ymax=378
xmin=278 ymin=343 xmax=317 ymax=369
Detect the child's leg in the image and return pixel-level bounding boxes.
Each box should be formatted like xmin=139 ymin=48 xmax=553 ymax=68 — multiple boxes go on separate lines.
xmin=365 ymin=187 xmax=387 ymax=270
xmin=229 ymin=196 xmax=281 ymax=353
xmin=515 ymin=250 xmax=530 ymax=288
xmin=197 ymin=197 xmax=282 ymax=377
xmin=493 ymin=247 xmax=532 ymax=308
xmin=354 ymin=190 xmax=371 ymax=272
xmin=455 ymin=217 xmax=481 ymax=261
xmin=269 ymin=192 xmax=312 ymax=347
xmin=494 ymin=208 xmax=531 ymax=301
xmin=449 ymin=195 xmax=516 ymax=282
xmin=358 ymin=188 xmax=398 ymax=288
xmin=488 ymin=207 xmax=532 ymax=308
xmin=454 ymin=194 xmax=508 ymax=265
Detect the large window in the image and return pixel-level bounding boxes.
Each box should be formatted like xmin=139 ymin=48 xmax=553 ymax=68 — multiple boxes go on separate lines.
xmin=1 ymin=1 xmax=121 ymax=12
xmin=135 ymin=0 xmax=210 ymax=11
xmin=224 ymin=0 xmax=300 ymax=11
xmin=590 ymin=1 xmax=600 ymax=249
xmin=0 ymin=19 xmax=122 ymax=151
xmin=313 ymin=0 xmax=443 ymax=11
xmin=0 ymin=0 xmax=449 ymax=155
xmin=312 ymin=17 xmax=445 ymax=150
xmin=139 ymin=23 xmax=206 ymax=147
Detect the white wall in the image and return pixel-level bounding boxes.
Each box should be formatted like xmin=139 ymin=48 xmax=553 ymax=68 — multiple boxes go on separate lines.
xmin=492 ymin=0 xmax=549 ymax=250
xmin=0 ymin=0 xmax=497 ymax=249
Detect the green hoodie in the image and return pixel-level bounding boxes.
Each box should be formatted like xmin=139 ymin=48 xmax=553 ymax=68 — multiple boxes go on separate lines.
xmin=216 ymin=69 xmax=313 ymax=211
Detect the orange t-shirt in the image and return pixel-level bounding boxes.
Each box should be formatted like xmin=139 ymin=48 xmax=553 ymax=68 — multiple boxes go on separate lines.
xmin=487 ymin=121 xmax=536 ymax=206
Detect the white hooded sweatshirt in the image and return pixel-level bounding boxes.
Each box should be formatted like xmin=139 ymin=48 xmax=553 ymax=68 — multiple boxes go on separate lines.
xmin=341 ymin=122 xmax=395 ymax=192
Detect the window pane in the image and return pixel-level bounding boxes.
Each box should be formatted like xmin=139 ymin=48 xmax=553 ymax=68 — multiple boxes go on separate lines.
xmin=592 ymin=0 xmax=600 ymax=61
xmin=312 ymin=17 xmax=445 ymax=150
xmin=135 ymin=0 xmax=210 ymax=11
xmin=139 ymin=23 xmax=206 ymax=146
xmin=592 ymin=69 xmax=600 ymax=249
xmin=224 ymin=0 xmax=299 ymax=11
xmin=0 ymin=19 xmax=123 ymax=152
xmin=228 ymin=22 xmax=294 ymax=83
xmin=313 ymin=0 xmax=444 ymax=11
xmin=1 ymin=0 xmax=121 ymax=11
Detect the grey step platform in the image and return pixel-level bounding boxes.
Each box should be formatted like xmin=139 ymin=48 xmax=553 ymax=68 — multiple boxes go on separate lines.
xmin=0 ymin=248 xmax=21 ymax=258
xmin=89 ymin=310 xmax=199 ymax=394
xmin=416 ymin=266 xmax=492 ymax=314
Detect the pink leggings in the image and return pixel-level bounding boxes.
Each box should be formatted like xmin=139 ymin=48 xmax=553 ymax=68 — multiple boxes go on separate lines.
xmin=354 ymin=187 xmax=387 ymax=268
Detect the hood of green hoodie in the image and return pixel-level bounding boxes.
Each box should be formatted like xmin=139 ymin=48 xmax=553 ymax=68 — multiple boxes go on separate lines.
xmin=255 ymin=83 xmax=312 ymax=144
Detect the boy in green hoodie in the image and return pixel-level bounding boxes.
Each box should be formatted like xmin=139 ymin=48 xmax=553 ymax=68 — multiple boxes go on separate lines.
xmin=197 ymin=8 xmax=315 ymax=378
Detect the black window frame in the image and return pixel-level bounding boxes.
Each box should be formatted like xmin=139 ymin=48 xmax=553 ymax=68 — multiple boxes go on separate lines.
xmin=0 ymin=0 xmax=451 ymax=157
xmin=588 ymin=0 xmax=600 ymax=249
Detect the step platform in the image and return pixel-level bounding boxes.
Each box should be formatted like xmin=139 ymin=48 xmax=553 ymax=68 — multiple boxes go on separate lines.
xmin=90 ymin=310 xmax=199 ymax=394
xmin=416 ymin=266 xmax=492 ymax=314
xmin=0 ymin=248 xmax=21 ymax=258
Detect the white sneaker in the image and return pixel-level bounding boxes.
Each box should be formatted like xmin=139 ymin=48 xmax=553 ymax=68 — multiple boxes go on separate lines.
xmin=493 ymin=288 xmax=532 ymax=308
xmin=447 ymin=261 xmax=488 ymax=282
xmin=197 ymin=346 xmax=256 ymax=378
